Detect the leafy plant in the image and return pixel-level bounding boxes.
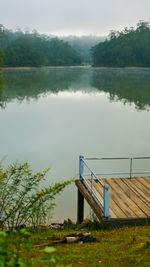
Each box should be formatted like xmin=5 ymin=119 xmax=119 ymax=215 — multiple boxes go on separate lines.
xmin=0 ymin=162 xmax=72 ymax=230
xmin=42 ymin=247 xmax=56 ymax=264
xmin=91 ymin=21 xmax=150 ymax=67
xmin=0 ymin=229 xmax=31 ymax=267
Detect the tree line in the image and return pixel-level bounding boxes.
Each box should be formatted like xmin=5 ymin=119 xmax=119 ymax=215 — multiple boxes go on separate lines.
xmin=91 ymin=21 xmax=150 ymax=67
xmin=1 ymin=21 xmax=150 ymax=68
xmin=0 ymin=25 xmax=82 ymax=67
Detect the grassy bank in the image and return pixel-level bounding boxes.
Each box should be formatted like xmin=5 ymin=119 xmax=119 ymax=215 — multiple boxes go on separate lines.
xmin=2 ymin=224 xmax=150 ymax=266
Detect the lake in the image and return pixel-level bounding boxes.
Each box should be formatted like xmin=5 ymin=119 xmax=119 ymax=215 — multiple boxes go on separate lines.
xmin=1 ymin=66 xmax=150 ymax=222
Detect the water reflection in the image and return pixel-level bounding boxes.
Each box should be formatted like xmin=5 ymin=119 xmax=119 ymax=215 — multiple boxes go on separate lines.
xmin=2 ymin=67 xmax=83 ymax=105
xmin=2 ymin=67 xmax=150 ymax=111
xmin=91 ymin=68 xmax=150 ymax=111
xmin=0 ymin=73 xmax=5 ymax=109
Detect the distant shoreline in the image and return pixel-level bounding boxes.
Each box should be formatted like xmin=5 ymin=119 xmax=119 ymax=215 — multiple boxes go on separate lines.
xmin=92 ymin=66 xmax=149 ymax=69
xmin=2 ymin=65 xmax=90 ymax=70
xmin=2 ymin=67 xmax=38 ymax=70
xmin=2 ymin=65 xmax=149 ymax=70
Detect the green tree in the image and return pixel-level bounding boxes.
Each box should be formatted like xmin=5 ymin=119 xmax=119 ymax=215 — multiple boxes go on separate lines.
xmin=1 ymin=27 xmax=82 ymax=67
xmin=91 ymin=21 xmax=150 ymax=67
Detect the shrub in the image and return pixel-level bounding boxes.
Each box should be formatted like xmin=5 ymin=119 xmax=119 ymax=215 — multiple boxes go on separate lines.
xmin=0 ymin=162 xmax=71 ymax=230
xmin=0 ymin=229 xmax=31 ymax=266
xmin=0 ymin=230 xmax=58 ymax=266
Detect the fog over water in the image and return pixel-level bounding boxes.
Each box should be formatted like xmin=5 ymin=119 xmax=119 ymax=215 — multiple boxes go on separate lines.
xmin=1 ymin=67 xmax=150 ymax=221
xmin=1 ymin=0 xmax=150 ymax=36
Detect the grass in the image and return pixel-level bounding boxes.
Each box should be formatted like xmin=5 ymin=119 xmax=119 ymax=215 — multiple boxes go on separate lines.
xmin=13 ymin=224 xmax=150 ymax=266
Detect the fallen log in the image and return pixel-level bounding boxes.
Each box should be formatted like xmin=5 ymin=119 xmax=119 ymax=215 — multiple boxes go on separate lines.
xmin=34 ymin=232 xmax=99 ymax=247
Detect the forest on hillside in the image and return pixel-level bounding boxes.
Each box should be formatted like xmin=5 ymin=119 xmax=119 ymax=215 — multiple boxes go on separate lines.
xmin=0 ymin=25 xmax=82 ymax=67
xmin=0 ymin=25 xmax=104 ymax=67
xmin=1 ymin=21 xmax=150 ymax=68
xmin=91 ymin=21 xmax=150 ymax=67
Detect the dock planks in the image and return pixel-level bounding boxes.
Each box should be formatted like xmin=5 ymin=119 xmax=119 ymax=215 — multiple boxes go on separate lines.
xmin=76 ymin=176 xmax=150 ymax=225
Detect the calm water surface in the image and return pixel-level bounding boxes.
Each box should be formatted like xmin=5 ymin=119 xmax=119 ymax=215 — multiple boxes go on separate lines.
xmin=0 ymin=67 xmax=150 ymax=221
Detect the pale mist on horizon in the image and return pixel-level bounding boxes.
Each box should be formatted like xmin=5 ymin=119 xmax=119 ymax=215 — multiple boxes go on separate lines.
xmin=0 ymin=0 xmax=150 ymax=37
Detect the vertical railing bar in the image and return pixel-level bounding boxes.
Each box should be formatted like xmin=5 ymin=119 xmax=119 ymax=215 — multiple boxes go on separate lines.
xmin=104 ymin=185 xmax=109 ymax=218
xmin=91 ymin=173 xmax=93 ymax=196
xmin=79 ymin=155 xmax=84 ymax=181
xmin=130 ymin=158 xmax=133 ymax=179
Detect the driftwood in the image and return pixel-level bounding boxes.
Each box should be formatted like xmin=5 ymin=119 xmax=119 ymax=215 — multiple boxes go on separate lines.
xmin=34 ymin=232 xmax=98 ymax=247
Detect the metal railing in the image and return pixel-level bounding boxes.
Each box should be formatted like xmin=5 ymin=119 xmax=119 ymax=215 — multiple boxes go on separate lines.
xmin=79 ymin=155 xmax=150 ymax=218
xmin=79 ymin=155 xmax=109 ymax=218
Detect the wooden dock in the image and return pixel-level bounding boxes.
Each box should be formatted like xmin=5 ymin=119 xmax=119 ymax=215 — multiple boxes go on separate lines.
xmin=76 ymin=155 xmax=150 ymax=226
xmin=76 ymin=177 xmax=150 ymax=226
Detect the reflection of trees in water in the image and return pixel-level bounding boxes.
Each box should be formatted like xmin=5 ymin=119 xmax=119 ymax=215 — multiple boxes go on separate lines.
xmin=2 ymin=67 xmax=83 ymax=107
xmin=2 ymin=67 xmax=150 ymax=111
xmin=91 ymin=68 xmax=150 ymax=110
xmin=0 ymin=74 xmax=5 ymax=109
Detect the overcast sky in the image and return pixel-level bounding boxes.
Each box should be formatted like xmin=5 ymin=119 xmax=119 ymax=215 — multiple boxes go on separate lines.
xmin=1 ymin=0 xmax=150 ymax=36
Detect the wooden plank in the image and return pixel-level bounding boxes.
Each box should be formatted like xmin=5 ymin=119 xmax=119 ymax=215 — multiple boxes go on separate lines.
xmin=124 ymin=178 xmax=150 ymax=205
xmin=83 ymin=179 xmax=104 ymax=212
xmin=141 ymin=177 xmax=150 ymax=185
xmin=132 ymin=178 xmax=150 ymax=199
xmin=102 ymin=178 xmax=139 ymax=218
xmin=112 ymin=178 xmax=147 ymax=217
xmin=136 ymin=177 xmax=150 ymax=191
xmin=108 ymin=178 xmax=145 ymax=217
xmin=86 ymin=179 xmax=117 ymax=218
xmin=75 ymin=180 xmax=103 ymax=221
xmin=86 ymin=179 xmax=104 ymax=203
xmin=92 ymin=180 xmax=126 ymax=218
xmin=100 ymin=179 xmax=127 ymax=218
xmin=94 ymin=181 xmax=125 ymax=218
xmin=103 ymin=217 xmax=150 ymax=228
xmin=120 ymin=178 xmax=150 ymax=216
xmin=102 ymin=178 xmax=134 ymax=218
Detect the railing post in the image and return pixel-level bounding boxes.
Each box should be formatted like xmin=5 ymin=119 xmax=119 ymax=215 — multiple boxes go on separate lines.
xmin=104 ymin=185 xmax=109 ymax=218
xmin=91 ymin=173 xmax=93 ymax=195
xmin=79 ymin=155 xmax=84 ymax=181
xmin=130 ymin=158 xmax=133 ymax=179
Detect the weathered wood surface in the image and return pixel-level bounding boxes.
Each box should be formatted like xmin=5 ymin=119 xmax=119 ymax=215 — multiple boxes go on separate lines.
xmin=75 ymin=180 xmax=103 ymax=221
xmin=76 ymin=177 xmax=150 ymax=223
xmin=77 ymin=189 xmax=84 ymax=224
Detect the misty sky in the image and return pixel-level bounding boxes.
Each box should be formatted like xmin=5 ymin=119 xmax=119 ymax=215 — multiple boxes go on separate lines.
xmin=1 ymin=0 xmax=150 ymax=36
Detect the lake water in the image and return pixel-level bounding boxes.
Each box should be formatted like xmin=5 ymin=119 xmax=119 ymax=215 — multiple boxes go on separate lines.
xmin=1 ymin=66 xmax=150 ymax=222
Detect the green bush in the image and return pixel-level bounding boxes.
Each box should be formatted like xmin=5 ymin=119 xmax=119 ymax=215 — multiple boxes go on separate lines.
xmin=0 ymin=162 xmax=71 ymax=230
xmin=0 ymin=229 xmax=31 ymax=267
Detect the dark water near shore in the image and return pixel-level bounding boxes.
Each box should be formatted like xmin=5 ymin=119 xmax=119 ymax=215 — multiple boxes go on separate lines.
xmin=0 ymin=66 xmax=150 ymax=221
